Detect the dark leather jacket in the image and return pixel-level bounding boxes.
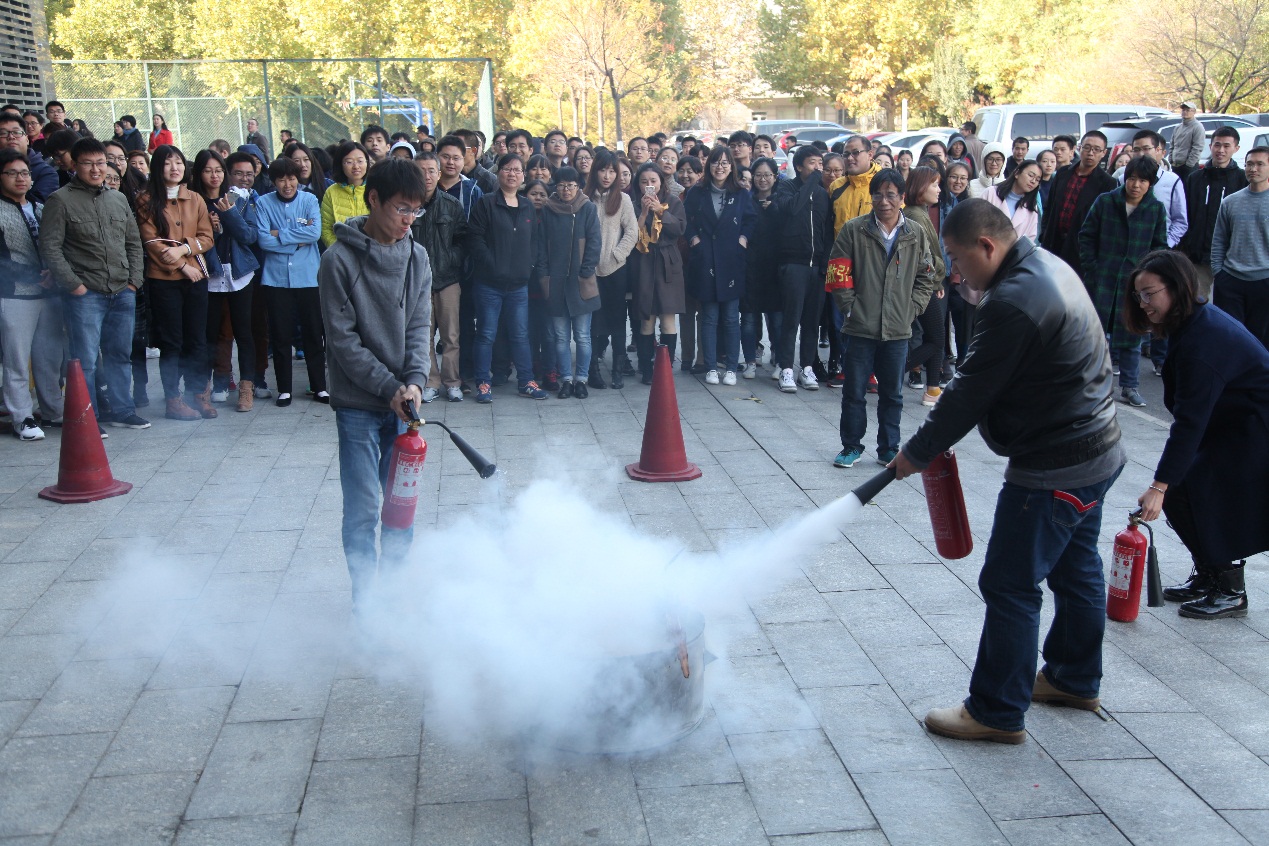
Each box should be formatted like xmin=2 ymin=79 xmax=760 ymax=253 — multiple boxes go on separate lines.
xmin=903 ymin=238 xmax=1120 ymax=471
xmin=410 ymin=189 xmax=467 ymax=291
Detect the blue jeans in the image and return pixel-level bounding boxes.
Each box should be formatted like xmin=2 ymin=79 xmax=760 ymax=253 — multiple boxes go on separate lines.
xmin=839 ymin=335 xmax=906 ymax=453
xmin=700 ymin=299 xmax=740 ymax=372
xmin=1115 ymin=335 xmax=1143 ymax=390
xmin=474 ymin=283 xmax=534 ymax=387
xmin=63 ymin=288 xmax=136 ymax=420
xmin=336 ymin=408 xmax=413 ymax=599
xmin=966 ymin=467 xmax=1123 ymax=731
xmin=552 ymin=313 xmax=592 ymax=381
xmin=741 ymin=311 xmax=782 ymax=366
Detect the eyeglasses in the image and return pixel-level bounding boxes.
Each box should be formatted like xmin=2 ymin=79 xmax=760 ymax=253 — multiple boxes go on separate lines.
xmin=78 ymin=160 xmax=109 ymax=170
xmin=106 ymin=154 xmax=127 ymax=164
xmin=1079 ymin=144 xmax=1106 ymax=154
xmin=1 ymin=169 xmax=31 ymax=178
xmin=1130 ymin=145 xmax=1157 ymax=154
xmin=710 ymin=161 xmax=731 ymax=168
xmin=0 ymin=130 xmax=24 ymax=139
xmin=871 ymin=192 xmax=902 ymax=202
xmin=843 ymin=149 xmax=869 ymax=158
xmin=391 ymin=205 xmax=426 ymax=219
xmin=1132 ymin=286 xmax=1166 ymax=304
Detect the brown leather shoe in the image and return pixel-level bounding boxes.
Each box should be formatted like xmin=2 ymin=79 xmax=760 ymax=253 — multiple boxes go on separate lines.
xmin=190 ymin=390 xmax=218 ymax=419
xmin=924 ymin=704 xmax=1026 ymax=744
xmin=1032 ymin=671 xmax=1100 ymax=711
xmin=236 ymin=380 xmax=254 ymax=413
xmin=165 ymin=397 xmax=200 ymax=421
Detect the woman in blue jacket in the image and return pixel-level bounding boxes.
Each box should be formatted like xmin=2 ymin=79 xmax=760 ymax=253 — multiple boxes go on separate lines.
xmin=255 ymin=156 xmax=325 ymax=407
xmin=1128 ymin=250 xmax=1269 ymax=619
xmin=192 ymin=148 xmax=261 ymax=411
xmin=683 ymin=147 xmax=756 ymax=385
xmin=540 ymin=167 xmax=602 ymax=398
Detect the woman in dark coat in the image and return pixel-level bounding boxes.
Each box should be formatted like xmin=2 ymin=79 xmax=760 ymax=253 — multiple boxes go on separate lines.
xmin=540 ymin=167 xmax=602 ymax=398
xmin=1129 ymin=250 xmax=1269 ymax=619
xmin=1078 ymin=156 xmax=1168 ymax=409
xmin=630 ymin=162 xmax=687 ymax=384
xmin=684 ymin=147 xmax=756 ymax=385
xmin=741 ymin=157 xmax=782 ymax=379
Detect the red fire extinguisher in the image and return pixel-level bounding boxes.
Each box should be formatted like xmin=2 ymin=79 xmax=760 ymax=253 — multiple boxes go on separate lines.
xmin=381 ymin=409 xmax=429 ymax=531
xmin=1107 ymin=509 xmax=1164 ymax=622
xmin=921 ymin=450 xmax=973 ymax=559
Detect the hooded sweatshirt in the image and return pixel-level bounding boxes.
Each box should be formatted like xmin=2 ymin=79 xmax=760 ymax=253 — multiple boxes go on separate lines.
xmin=968 ymin=143 xmax=1010 ymax=198
xmin=318 ymin=215 xmax=433 ymax=413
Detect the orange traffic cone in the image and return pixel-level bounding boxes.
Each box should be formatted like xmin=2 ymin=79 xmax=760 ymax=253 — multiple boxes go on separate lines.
xmin=626 ymin=345 xmax=702 ymax=483
xmin=39 ymin=359 xmax=132 ymax=504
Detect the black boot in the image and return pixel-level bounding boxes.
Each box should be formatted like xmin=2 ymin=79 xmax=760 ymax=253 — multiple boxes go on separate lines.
xmin=637 ymin=334 xmax=655 ymax=385
xmin=610 ymin=360 xmax=624 ymax=389
xmin=588 ymin=370 xmax=606 ymax=389
xmin=1179 ymin=562 xmax=1248 ymax=619
xmin=1163 ymin=567 xmax=1217 ymax=602
xmin=660 ymin=333 xmax=678 ymax=370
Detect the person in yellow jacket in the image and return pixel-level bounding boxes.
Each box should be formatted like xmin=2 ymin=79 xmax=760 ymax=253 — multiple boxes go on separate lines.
xmin=320 ymin=140 xmax=370 ymax=248
xmin=828 ymin=135 xmax=883 ymax=232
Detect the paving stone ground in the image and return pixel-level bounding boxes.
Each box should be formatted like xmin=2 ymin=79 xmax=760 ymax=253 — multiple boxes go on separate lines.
xmin=1 ymin=353 xmax=1267 ymax=845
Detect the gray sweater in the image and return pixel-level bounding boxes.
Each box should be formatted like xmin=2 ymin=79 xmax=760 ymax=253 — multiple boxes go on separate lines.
xmin=1211 ymin=187 xmax=1269 ymax=280
xmin=1171 ymin=118 xmax=1204 ymax=168
xmin=318 ymin=216 xmax=433 ymax=413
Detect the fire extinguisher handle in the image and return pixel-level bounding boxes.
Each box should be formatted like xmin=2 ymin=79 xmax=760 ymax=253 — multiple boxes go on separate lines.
xmin=403 ymin=399 xmax=421 ymax=424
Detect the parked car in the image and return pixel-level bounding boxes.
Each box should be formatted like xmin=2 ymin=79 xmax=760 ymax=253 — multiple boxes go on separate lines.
xmin=971 ymin=104 xmax=1171 ymax=155
xmin=875 ymin=128 xmax=957 ymax=153
xmin=746 ymin=119 xmax=846 ymax=139
xmin=1235 ymin=113 xmax=1269 ymax=127
xmin=775 ymin=126 xmax=857 ymax=152
xmin=1099 ymin=115 xmax=1261 ymax=169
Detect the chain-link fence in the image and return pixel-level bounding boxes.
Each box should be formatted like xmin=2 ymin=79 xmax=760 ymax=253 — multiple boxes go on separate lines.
xmin=49 ymin=58 xmax=496 ymax=156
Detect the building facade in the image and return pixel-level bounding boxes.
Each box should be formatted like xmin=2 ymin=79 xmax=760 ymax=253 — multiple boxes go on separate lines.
xmin=0 ymin=0 xmax=51 ymax=110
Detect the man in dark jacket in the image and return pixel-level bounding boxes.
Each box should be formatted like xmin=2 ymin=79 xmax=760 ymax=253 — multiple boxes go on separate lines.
xmin=771 ymin=145 xmax=834 ymax=390
xmin=1180 ymin=126 xmax=1248 ymax=296
xmin=0 ymin=113 xmax=58 ymax=202
xmin=318 ymin=157 xmax=432 ymax=609
xmin=1040 ymin=131 xmax=1116 ymax=272
xmin=891 ymin=200 xmax=1125 ymax=744
xmin=455 ymin=129 xmax=498 ymax=195
xmin=118 ymin=115 xmax=146 ymax=152
xmin=411 ymin=151 xmax=468 ymax=403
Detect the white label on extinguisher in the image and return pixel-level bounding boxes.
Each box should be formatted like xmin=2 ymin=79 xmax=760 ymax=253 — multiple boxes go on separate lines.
xmin=1108 ymin=545 xmax=1134 ymax=599
xmin=388 ymin=454 xmax=427 ymax=504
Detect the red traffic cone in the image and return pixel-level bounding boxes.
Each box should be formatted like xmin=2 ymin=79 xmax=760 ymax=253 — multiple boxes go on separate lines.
xmin=39 ymin=359 xmax=132 ymax=504
xmin=626 ymin=345 xmax=702 ymax=483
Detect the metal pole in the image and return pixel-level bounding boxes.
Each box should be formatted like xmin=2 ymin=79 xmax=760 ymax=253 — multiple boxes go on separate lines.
xmin=143 ymin=62 xmax=154 ymax=135
xmin=297 ymin=95 xmax=305 ymax=144
xmin=376 ymin=59 xmax=384 ymax=131
xmin=172 ymin=99 xmax=181 ymax=149
xmin=478 ymin=59 xmax=495 ymax=142
xmin=262 ymin=61 xmax=274 ymax=157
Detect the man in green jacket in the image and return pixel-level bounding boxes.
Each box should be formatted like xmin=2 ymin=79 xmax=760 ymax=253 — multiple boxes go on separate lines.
xmin=38 ymin=137 xmax=148 ymax=430
xmin=828 ymin=168 xmax=938 ymax=468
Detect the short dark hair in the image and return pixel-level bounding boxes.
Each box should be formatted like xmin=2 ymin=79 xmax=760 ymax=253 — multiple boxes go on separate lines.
xmin=120 ymin=115 xmax=137 ymax=128
xmin=45 ymin=128 xmax=79 ymax=156
xmin=677 ymin=155 xmax=703 ymax=175
xmin=1123 ymin=249 xmax=1201 ymax=336
xmin=727 ymin=130 xmax=753 ymax=147
xmin=268 ymin=157 xmax=301 ymax=181
xmin=413 ymin=150 xmax=439 ymax=165
xmin=436 ymin=134 xmax=465 ymax=156
xmin=1212 ymin=126 xmax=1241 ymax=143
xmin=70 ymin=136 xmax=107 ymax=162
xmin=1012 ymin=136 xmax=1029 ymax=147
xmin=1131 ymin=129 xmax=1165 ymax=149
xmin=102 ymin=138 xmax=126 ymax=156
xmin=554 ymin=165 xmax=580 ymax=185
xmin=960 ymin=121 xmax=977 ymax=134
xmin=869 ymin=168 xmax=906 ymax=197
xmin=366 ymin=156 xmax=427 ymax=206
xmin=504 ymin=129 xmax=532 ymax=148
xmin=360 ymin=124 xmax=390 ymax=146
xmin=280 ymin=129 xmax=293 ymax=137
xmin=628 ymin=136 xmax=647 ymax=150
xmin=792 ymin=145 xmax=822 ymax=170
xmin=544 ymin=129 xmax=566 ymax=144
xmin=390 ymin=131 xmax=412 ymax=144
xmin=1123 ymin=156 xmax=1160 ymax=186
xmin=1083 ymin=130 xmax=1108 ymax=148
xmin=225 ymin=152 xmax=256 ymax=171
xmin=45 ymin=100 xmax=64 ymax=111
xmin=755 ymin=134 xmax=776 ymax=149
xmin=942 ymin=197 xmax=1018 ymax=246
xmin=496 ymin=152 xmax=524 ymax=172
xmin=453 ymin=128 xmax=481 ymax=150
xmin=332 ymin=141 xmax=371 ymax=184
xmin=1247 ymin=145 xmax=1269 ymax=160
xmin=1052 ymin=134 xmax=1078 ymax=149
xmin=0 ymin=148 xmax=26 ymax=172
xmin=0 ymin=112 xmax=21 ymax=129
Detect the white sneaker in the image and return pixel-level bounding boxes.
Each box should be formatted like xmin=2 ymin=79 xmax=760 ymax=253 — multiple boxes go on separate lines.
xmin=446 ymin=386 xmax=463 ymax=402
xmin=742 ymin=363 xmax=757 ymax=380
xmin=14 ymin=417 xmax=44 ymax=441
xmin=705 ymin=369 xmax=720 ymax=385
xmin=422 ymin=387 xmax=439 ymax=403
xmin=211 ymin=388 xmax=230 ymax=403
xmin=722 ymin=370 xmax=737 ymax=386
xmin=145 ymin=347 xmax=160 ymax=359
xmin=253 ymin=384 xmax=273 ymax=399
xmin=799 ymin=366 xmax=820 ymax=390
xmin=771 ymin=364 xmax=782 ymax=380
xmin=779 ymin=368 xmax=797 ymax=393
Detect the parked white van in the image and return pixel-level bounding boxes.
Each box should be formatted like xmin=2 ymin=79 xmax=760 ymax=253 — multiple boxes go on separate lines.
xmin=970 ymin=104 xmax=1172 ymax=151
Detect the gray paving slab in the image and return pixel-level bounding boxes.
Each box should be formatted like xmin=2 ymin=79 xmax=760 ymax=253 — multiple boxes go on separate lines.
xmin=293 ymin=757 xmax=416 ymax=846
xmin=96 ymin=685 xmax=235 ymax=776
xmin=930 ymin=734 xmax=1098 ymax=821
xmin=996 ymin=813 xmax=1131 ymax=845
xmin=0 ymin=732 xmax=112 ymax=837
xmin=316 ymin=677 xmax=425 ymax=761
xmin=173 ymin=814 xmax=298 ymax=846
xmin=855 ymin=768 xmax=1008 ymax=846
xmin=413 ymin=798 xmax=530 ymax=846
xmin=417 ymin=735 xmax=526 ymax=805
xmin=526 ymin=756 xmax=649 ymax=846
xmin=728 ymin=729 xmax=874 ymax=835
xmin=51 ymin=771 xmax=196 ymax=846
xmin=768 ymin=833 xmax=890 ymax=846
xmin=708 ymin=654 xmax=819 ymax=736
xmin=0 ymin=634 xmax=83 ymax=701
xmin=763 ymin=620 xmax=884 ymax=689
xmin=638 ymin=782 xmax=767 ymax=846
xmin=184 ymin=718 xmax=321 ymax=819
xmin=1064 ymin=758 xmax=1249 ymax=845
xmin=803 ymin=685 xmax=949 ymax=774
xmin=1221 ymin=810 xmax=1269 ymax=845
xmin=629 ymin=710 xmax=741 ymax=789
xmin=824 ymin=589 xmax=943 ymax=651
xmin=15 ymin=657 xmax=155 ymax=737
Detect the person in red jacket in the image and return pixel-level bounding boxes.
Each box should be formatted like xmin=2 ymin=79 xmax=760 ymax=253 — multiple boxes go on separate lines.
xmin=147 ymin=114 xmax=173 ymax=153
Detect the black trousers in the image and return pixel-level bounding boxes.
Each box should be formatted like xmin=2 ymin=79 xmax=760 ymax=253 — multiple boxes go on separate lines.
xmin=906 ymin=291 xmax=947 ymax=384
xmin=592 ymin=265 xmax=629 ymax=368
xmin=148 ymin=277 xmax=209 ymax=400
xmin=776 ymin=263 xmax=822 ymax=371
xmin=1213 ymin=270 xmax=1269 ymax=350
xmin=206 ymin=286 xmax=254 ymax=388
xmin=1164 ymin=480 xmax=1234 ymax=572
xmin=264 ymin=286 xmax=325 ymax=395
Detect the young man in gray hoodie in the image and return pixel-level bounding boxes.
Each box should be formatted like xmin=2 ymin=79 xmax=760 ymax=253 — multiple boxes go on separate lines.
xmin=319 ymin=157 xmax=433 ymax=606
